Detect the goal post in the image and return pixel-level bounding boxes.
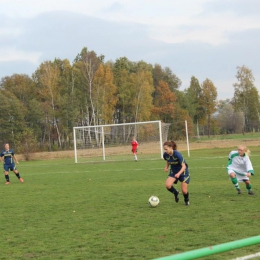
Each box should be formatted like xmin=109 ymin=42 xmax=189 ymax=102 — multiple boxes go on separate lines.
xmin=73 ymin=120 xmax=170 ymax=163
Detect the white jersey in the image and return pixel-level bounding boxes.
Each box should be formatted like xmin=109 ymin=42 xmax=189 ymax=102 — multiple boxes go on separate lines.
xmin=226 ymin=151 xmax=254 ymax=175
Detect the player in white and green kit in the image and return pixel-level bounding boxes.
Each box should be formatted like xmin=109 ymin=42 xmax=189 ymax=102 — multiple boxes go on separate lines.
xmin=226 ymin=145 xmax=254 ymax=195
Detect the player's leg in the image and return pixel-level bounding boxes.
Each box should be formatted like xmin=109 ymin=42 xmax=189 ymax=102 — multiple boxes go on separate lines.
xmin=180 ymin=174 xmax=190 ymax=206
xmin=13 ymin=166 xmax=24 ymax=183
xmin=165 ymin=176 xmax=179 ymax=202
xmin=134 ymin=151 xmax=138 ymax=161
xmin=244 ymin=180 xmax=254 ymax=195
xmin=228 ymin=170 xmax=241 ymax=194
xmin=4 ymin=165 xmax=10 ymax=184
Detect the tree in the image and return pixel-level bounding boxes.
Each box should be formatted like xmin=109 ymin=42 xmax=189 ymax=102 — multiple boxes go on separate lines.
xmin=93 ymin=63 xmax=118 ymax=124
xmin=113 ymin=58 xmax=141 ymax=123
xmin=0 ymin=74 xmax=36 ymax=106
xmin=233 ymin=65 xmax=260 ymax=132
xmin=152 ymin=64 xmax=181 ymax=93
xmin=183 ymin=76 xmax=202 ymax=137
xmin=185 ymin=77 xmax=202 ymax=121
xmin=151 ymin=80 xmax=176 ymax=122
xmin=0 ymin=90 xmax=26 ymax=144
xmin=130 ymin=63 xmax=154 ymax=122
xmin=15 ymin=128 xmax=38 ymax=160
xmin=216 ymin=101 xmax=244 ymax=134
xmin=168 ymin=104 xmax=194 ymax=140
xmin=33 ymin=60 xmax=62 ymax=149
xmin=199 ymin=79 xmax=218 ymax=137
xmin=74 ymin=47 xmax=103 ymax=126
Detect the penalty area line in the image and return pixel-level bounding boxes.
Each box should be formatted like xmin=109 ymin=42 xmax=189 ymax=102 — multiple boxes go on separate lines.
xmin=233 ymin=252 xmax=260 ymax=260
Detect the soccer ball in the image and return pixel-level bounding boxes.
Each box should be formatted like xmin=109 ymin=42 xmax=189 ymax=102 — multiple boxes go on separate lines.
xmin=148 ymin=196 xmax=160 ymax=207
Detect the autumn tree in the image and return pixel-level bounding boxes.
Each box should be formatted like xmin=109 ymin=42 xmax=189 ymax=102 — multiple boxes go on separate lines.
xmin=130 ymin=61 xmax=154 ymax=122
xmin=93 ymin=63 xmax=118 ymax=124
xmin=153 ymin=64 xmax=181 ymax=93
xmin=199 ymin=79 xmax=218 ymax=137
xmin=33 ymin=60 xmax=62 ymax=149
xmin=113 ymin=57 xmax=135 ymax=123
xmin=0 ymin=74 xmax=36 ymax=106
xmin=151 ymin=80 xmax=176 ymax=122
xmin=54 ymin=58 xmax=82 ymax=148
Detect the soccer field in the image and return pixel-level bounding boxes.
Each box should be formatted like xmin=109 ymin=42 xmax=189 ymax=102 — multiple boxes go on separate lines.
xmin=0 ymin=147 xmax=259 ymax=260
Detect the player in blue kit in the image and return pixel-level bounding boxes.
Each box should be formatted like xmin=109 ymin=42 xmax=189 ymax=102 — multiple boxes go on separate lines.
xmin=163 ymin=141 xmax=190 ymax=206
xmin=0 ymin=143 xmax=24 ymax=184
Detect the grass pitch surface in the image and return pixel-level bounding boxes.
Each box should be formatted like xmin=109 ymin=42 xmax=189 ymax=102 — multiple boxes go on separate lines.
xmin=0 ymin=147 xmax=259 ymax=260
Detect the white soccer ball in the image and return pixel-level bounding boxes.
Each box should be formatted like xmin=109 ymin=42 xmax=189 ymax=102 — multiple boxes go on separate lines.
xmin=148 ymin=196 xmax=160 ymax=207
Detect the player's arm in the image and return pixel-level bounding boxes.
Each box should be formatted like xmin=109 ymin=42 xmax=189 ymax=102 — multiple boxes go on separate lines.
xmin=175 ymin=162 xmax=186 ymax=178
xmin=174 ymin=152 xmax=186 ymax=178
xmin=164 ymin=161 xmax=170 ymax=172
xmin=246 ymin=157 xmax=254 ymax=176
xmin=13 ymin=154 xmax=19 ymax=164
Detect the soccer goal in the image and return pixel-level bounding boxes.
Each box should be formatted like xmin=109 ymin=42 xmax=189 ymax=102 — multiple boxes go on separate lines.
xmin=73 ymin=120 xmax=170 ymax=163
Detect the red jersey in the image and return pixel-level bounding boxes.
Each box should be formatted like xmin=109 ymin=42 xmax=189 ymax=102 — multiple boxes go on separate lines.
xmin=131 ymin=140 xmax=138 ymax=149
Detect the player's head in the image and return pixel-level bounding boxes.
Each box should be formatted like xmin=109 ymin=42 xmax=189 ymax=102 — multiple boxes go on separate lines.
xmin=238 ymin=145 xmax=250 ymax=156
xmin=163 ymin=141 xmax=177 ymax=154
xmin=4 ymin=143 xmax=9 ymax=150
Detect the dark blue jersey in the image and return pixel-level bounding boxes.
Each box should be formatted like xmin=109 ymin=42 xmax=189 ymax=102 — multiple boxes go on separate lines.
xmin=163 ymin=150 xmax=188 ymax=174
xmin=0 ymin=149 xmax=15 ymax=164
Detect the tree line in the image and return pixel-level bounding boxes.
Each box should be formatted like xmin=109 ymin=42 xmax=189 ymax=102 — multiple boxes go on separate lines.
xmin=0 ymin=47 xmax=259 ymax=155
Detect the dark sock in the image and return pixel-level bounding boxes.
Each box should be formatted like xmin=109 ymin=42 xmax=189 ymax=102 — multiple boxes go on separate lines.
xmin=5 ymin=175 xmax=10 ymax=182
xmin=15 ymin=172 xmax=21 ymax=178
xmin=167 ymin=186 xmax=178 ymax=195
xmin=183 ymin=192 xmax=189 ymax=201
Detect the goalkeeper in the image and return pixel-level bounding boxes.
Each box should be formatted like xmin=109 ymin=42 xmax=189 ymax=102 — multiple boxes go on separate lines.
xmin=226 ymin=145 xmax=254 ymax=195
xmin=131 ymin=137 xmax=138 ymax=162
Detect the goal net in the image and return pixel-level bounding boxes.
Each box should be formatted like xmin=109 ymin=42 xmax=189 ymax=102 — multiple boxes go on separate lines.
xmin=73 ymin=120 xmax=170 ymax=163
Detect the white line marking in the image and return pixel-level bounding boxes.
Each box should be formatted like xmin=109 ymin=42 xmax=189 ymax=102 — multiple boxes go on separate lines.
xmin=233 ymin=252 xmax=260 ymax=260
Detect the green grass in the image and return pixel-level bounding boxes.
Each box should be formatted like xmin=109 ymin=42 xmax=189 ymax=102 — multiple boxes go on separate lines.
xmin=0 ymin=147 xmax=260 ymax=260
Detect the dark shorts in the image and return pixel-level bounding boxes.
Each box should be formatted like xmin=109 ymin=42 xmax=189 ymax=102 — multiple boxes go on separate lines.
xmin=168 ymin=169 xmax=190 ymax=184
xmin=4 ymin=163 xmax=16 ymax=172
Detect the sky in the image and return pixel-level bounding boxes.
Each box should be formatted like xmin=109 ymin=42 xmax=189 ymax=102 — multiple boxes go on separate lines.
xmin=1 ymin=0 xmax=260 ymax=100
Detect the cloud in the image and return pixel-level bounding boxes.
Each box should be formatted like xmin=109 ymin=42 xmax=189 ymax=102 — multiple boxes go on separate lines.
xmin=0 ymin=7 xmax=259 ymax=99
xmin=0 ymin=48 xmax=41 ymax=63
xmin=102 ymin=2 xmax=124 ymax=13
xmin=203 ymin=0 xmax=260 ymax=16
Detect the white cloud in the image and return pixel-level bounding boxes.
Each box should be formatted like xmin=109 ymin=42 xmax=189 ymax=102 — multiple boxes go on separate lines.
xmin=2 ymin=0 xmax=260 ymax=46
xmin=0 ymin=0 xmax=260 ymax=99
xmin=0 ymin=48 xmax=41 ymax=63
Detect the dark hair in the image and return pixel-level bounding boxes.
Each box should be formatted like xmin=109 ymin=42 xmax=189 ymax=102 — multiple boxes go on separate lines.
xmin=163 ymin=141 xmax=177 ymax=150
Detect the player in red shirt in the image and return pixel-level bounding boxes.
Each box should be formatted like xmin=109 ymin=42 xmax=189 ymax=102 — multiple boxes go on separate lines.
xmin=131 ymin=137 xmax=138 ymax=161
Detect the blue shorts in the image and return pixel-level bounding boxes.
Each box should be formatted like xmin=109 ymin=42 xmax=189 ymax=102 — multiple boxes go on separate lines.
xmin=168 ymin=169 xmax=190 ymax=184
xmin=3 ymin=163 xmax=16 ymax=172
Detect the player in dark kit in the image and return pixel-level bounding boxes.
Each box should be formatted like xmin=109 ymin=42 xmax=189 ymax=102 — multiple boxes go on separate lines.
xmin=163 ymin=141 xmax=190 ymax=206
xmin=0 ymin=143 xmax=24 ymax=184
